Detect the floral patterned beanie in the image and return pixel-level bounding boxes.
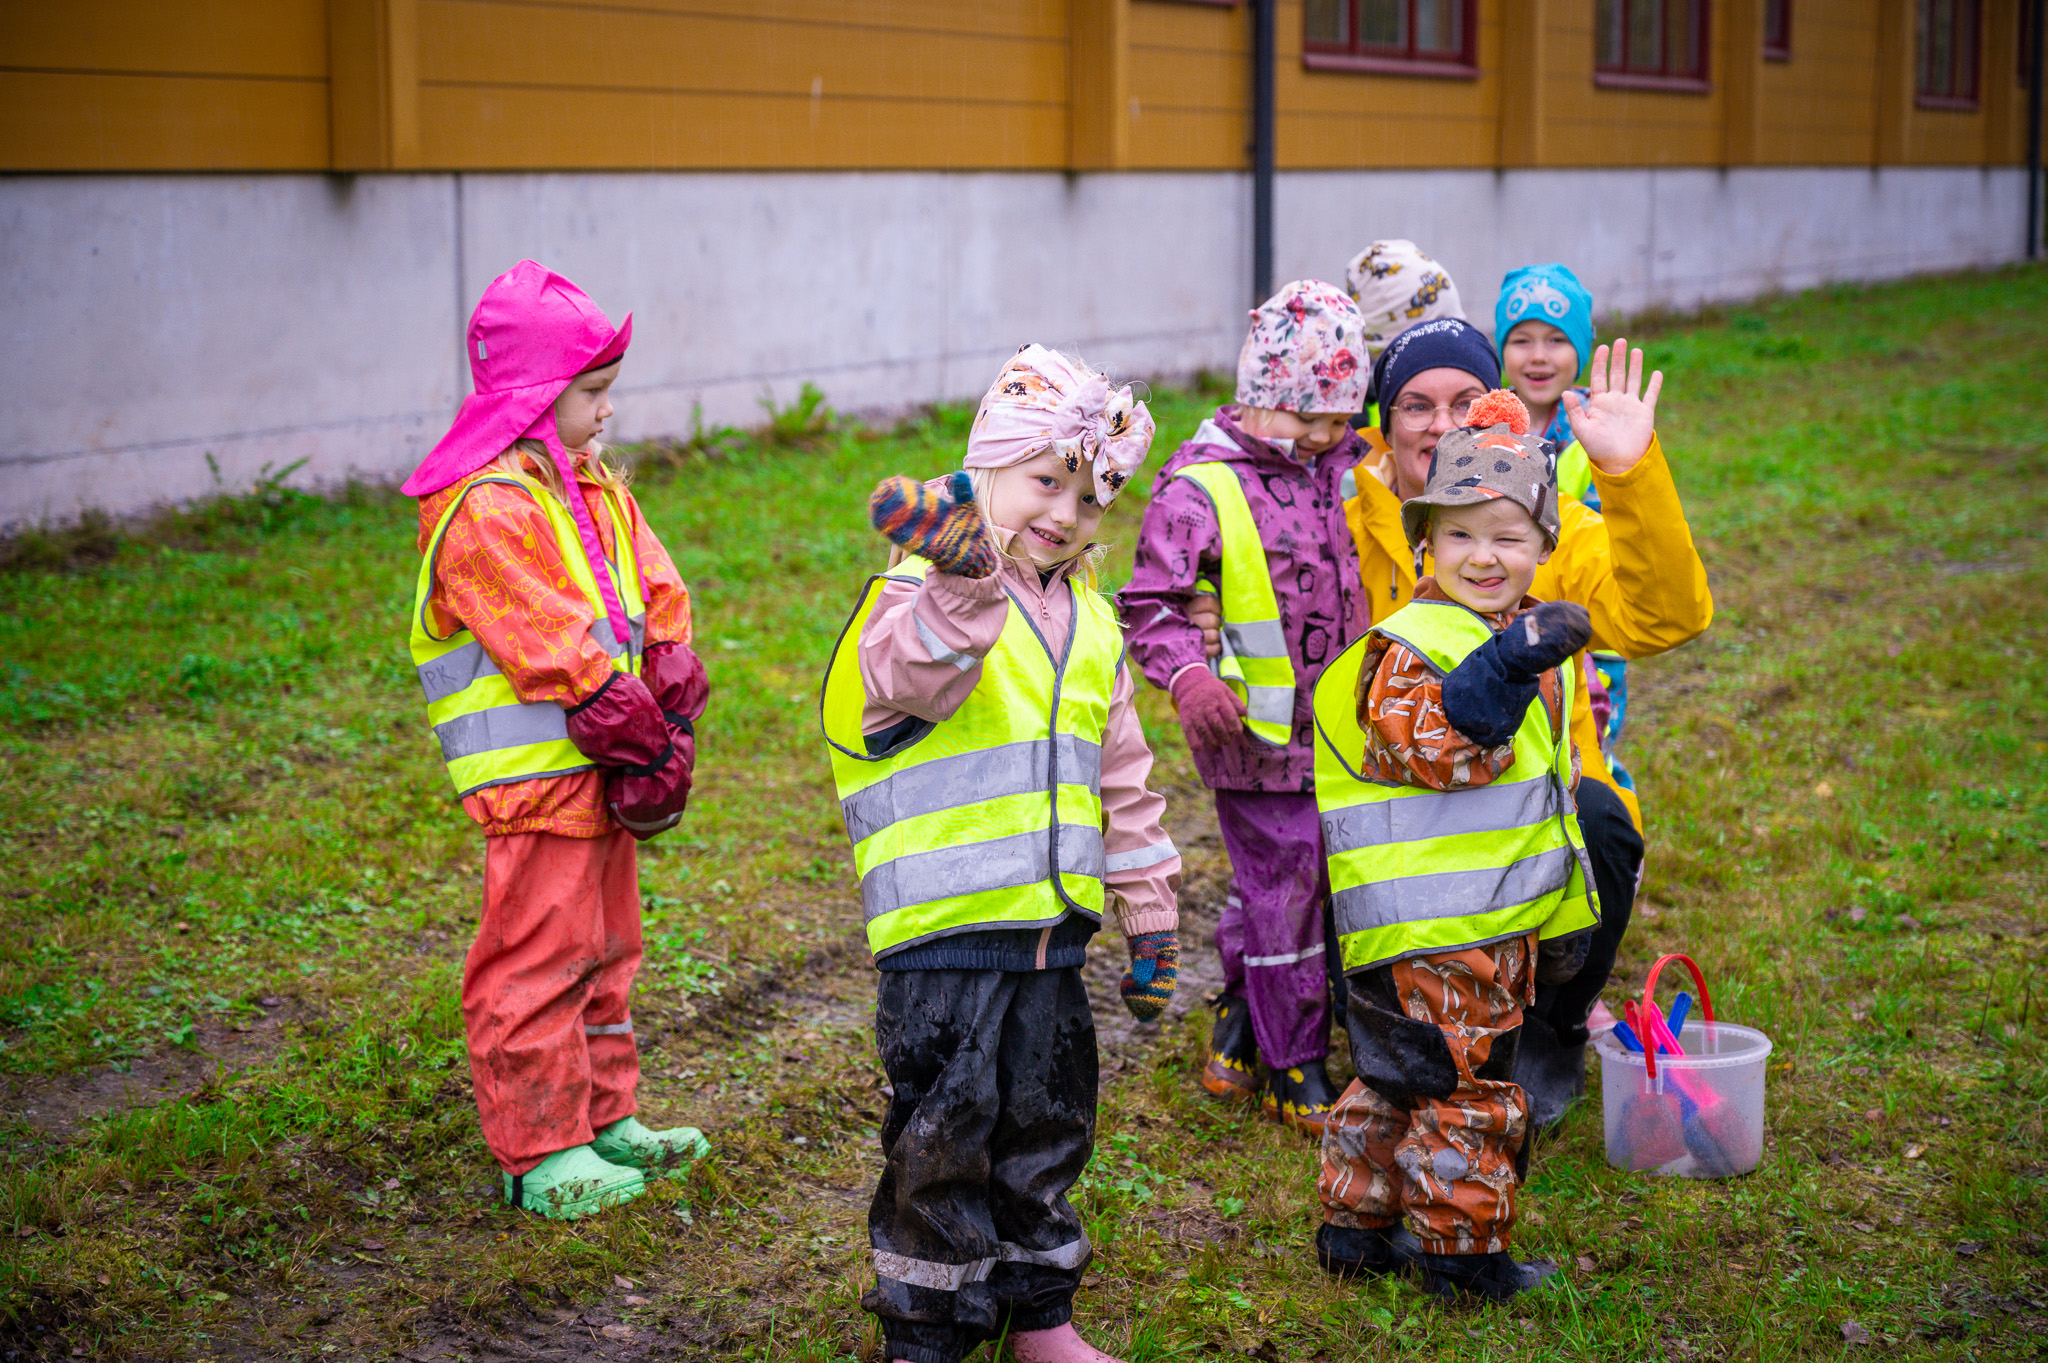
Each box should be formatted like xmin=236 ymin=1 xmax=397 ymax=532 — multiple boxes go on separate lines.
xmin=1344 ymin=239 xmax=1465 ymax=362
xmin=1234 ymin=280 xmax=1369 ymax=415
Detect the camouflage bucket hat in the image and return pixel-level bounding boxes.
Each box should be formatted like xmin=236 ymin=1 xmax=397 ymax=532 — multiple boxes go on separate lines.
xmin=1400 ymin=390 xmax=1560 ymax=549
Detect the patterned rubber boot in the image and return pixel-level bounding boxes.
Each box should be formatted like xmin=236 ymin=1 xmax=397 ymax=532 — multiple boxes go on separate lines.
xmin=591 ymin=1115 xmax=712 ymax=1176
xmin=1415 ymin=1249 xmax=1559 ymax=1302
xmin=1315 ymin=1222 xmax=1422 ymax=1279
xmin=1201 ymin=994 xmax=1260 ymax=1099
xmin=504 ymin=1145 xmax=645 ymax=1220
xmin=1262 ymin=1057 xmax=1338 ymax=1136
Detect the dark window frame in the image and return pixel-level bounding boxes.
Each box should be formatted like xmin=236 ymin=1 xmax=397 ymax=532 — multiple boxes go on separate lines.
xmin=1916 ymin=0 xmax=1982 ymax=109
xmin=1593 ymin=0 xmax=1713 ymax=93
xmin=1303 ymin=0 xmax=1481 ymax=80
xmin=1764 ymin=0 xmax=1792 ymax=60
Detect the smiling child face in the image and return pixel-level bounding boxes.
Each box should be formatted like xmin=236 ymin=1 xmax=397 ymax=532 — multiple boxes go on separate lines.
xmin=985 ymin=447 xmax=1105 ymax=569
xmin=1426 ymin=498 xmax=1552 ymax=615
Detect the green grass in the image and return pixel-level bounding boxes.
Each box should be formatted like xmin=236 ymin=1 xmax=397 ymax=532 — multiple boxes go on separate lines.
xmin=3 ymin=267 xmax=2046 ymax=1359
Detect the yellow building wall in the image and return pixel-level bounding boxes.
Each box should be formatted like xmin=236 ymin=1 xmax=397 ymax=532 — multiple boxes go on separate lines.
xmin=413 ymin=0 xmax=1069 ymax=169
xmin=0 ymin=0 xmax=2033 ymax=172
xmin=1754 ymin=0 xmax=1882 ymax=163
xmin=1129 ymin=0 xmax=1247 ymax=169
xmin=1537 ymin=0 xmax=1727 ymax=166
xmin=0 ymin=0 xmax=329 ymax=170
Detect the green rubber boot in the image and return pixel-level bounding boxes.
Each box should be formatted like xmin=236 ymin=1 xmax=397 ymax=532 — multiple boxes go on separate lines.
xmin=591 ymin=1115 xmax=711 ymax=1176
xmin=504 ymin=1144 xmax=645 ymax=1220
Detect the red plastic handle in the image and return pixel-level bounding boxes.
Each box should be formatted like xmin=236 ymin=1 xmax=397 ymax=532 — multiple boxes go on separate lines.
xmin=1639 ymin=953 xmax=1715 ymax=1082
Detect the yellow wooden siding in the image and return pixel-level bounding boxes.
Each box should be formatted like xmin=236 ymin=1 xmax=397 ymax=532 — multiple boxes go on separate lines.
xmin=1754 ymin=0 xmax=1882 ymax=164
xmin=1129 ymin=0 xmax=1246 ymax=167
xmin=0 ymin=0 xmax=328 ymax=171
xmin=0 ymin=0 xmax=2034 ymax=171
xmin=413 ymin=0 xmax=1066 ymax=168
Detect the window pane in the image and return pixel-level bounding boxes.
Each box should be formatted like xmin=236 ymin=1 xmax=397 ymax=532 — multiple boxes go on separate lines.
xmin=1415 ymin=0 xmax=1461 ymax=54
xmin=1597 ymin=0 xmax=1626 ymax=67
xmin=1764 ymin=0 xmax=1789 ymax=49
xmin=1957 ymin=0 xmax=1978 ymax=96
xmin=1629 ymin=0 xmax=1666 ymax=70
xmin=1305 ymin=0 xmax=1349 ymax=45
xmin=1358 ymin=0 xmax=1406 ymax=48
xmin=1666 ymin=0 xmax=1698 ymax=75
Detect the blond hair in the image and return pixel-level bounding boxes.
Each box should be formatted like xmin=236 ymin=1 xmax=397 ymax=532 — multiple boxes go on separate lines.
xmin=492 ymin=437 xmax=633 ymax=500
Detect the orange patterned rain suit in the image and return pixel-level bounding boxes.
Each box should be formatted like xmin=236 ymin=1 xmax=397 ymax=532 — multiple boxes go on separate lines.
xmin=1316 ymin=579 xmax=1563 ymax=1255
xmin=417 ymin=454 xmax=692 ymax=1174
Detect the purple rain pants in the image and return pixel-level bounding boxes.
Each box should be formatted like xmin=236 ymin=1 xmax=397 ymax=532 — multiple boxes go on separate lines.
xmin=1212 ymin=788 xmax=1330 ymax=1070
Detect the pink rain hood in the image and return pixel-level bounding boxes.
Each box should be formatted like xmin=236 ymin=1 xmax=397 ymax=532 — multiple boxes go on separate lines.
xmin=404 ymin=259 xmax=634 ymax=644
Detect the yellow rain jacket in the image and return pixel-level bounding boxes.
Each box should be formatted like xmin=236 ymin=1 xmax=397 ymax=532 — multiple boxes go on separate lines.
xmin=1343 ymin=429 xmax=1713 ymax=831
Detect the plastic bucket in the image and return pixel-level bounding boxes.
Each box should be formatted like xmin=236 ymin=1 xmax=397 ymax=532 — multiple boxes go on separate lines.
xmin=1592 ymin=954 xmax=1772 ymax=1178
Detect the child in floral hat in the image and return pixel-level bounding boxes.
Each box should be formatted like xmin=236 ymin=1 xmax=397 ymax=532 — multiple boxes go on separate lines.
xmin=403 ymin=260 xmax=710 ymax=1219
xmin=1122 ymin=280 xmax=1371 ymax=1136
xmin=822 ymin=345 xmax=1181 ymax=1363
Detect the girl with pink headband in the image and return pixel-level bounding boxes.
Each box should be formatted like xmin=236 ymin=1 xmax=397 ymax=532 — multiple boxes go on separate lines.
xmin=820 ymin=345 xmax=1181 ymax=1363
xmin=403 ymin=260 xmax=710 ymax=1218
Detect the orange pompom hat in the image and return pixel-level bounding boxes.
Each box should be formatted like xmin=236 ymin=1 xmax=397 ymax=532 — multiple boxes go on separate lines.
xmin=1399 ymin=388 xmax=1559 ymax=549
xmin=1463 ymin=388 xmax=1530 ymax=435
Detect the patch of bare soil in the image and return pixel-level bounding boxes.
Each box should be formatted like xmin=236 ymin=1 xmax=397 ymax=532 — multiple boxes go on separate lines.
xmin=5 ymin=994 xmax=313 ymax=1143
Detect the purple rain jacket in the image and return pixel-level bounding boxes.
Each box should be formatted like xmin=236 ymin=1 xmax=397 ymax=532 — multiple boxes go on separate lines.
xmin=1119 ymin=405 xmax=1369 ymax=793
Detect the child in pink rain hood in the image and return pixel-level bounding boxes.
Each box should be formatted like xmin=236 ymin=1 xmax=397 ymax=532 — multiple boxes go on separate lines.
xmin=822 ymin=345 xmax=1181 ymax=1363
xmin=404 ymin=260 xmax=710 ymax=1219
xmin=1121 ymin=281 xmax=1372 ymax=1136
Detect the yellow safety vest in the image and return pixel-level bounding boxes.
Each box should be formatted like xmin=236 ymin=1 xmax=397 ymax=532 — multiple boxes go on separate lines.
xmin=1312 ymin=599 xmax=1599 ymax=974
xmin=1171 ymin=458 xmax=1296 ymax=746
xmin=409 ymin=469 xmax=647 ymax=798
xmin=821 ymin=558 xmax=1121 ymax=959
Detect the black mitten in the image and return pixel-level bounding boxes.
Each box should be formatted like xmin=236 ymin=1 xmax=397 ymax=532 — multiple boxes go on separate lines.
xmin=1441 ymin=602 xmax=1593 ymax=747
xmin=1536 ymin=928 xmax=1593 ymax=984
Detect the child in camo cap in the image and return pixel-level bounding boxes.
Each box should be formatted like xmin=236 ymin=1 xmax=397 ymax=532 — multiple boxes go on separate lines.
xmin=1311 ymin=389 xmax=1599 ymax=1302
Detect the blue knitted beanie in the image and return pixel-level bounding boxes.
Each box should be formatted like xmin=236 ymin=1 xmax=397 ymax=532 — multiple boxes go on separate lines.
xmin=1495 ymin=263 xmax=1595 ymax=382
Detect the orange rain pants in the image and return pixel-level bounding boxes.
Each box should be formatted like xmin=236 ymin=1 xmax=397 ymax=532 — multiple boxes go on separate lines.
xmin=1316 ymin=934 xmax=1535 ymax=1255
xmin=463 ymin=828 xmax=643 ymax=1174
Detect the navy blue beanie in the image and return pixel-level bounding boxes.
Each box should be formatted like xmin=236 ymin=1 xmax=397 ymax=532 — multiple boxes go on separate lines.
xmin=1369 ymin=317 xmax=1501 ymax=438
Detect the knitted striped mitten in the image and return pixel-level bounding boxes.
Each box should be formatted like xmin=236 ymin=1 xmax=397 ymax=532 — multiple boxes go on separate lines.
xmin=868 ymin=471 xmax=999 ymax=579
xmin=1120 ymin=930 xmax=1179 ymax=1021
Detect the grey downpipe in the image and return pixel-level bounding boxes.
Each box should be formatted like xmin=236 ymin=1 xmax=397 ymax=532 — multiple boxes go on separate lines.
xmin=1251 ymin=0 xmax=1276 ymax=302
xmin=2030 ymin=0 xmax=2045 ymax=260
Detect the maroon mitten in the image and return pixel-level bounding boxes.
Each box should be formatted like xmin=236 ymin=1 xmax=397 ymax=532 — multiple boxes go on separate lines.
xmin=1170 ymin=667 xmax=1249 ymax=750
xmin=563 ymin=672 xmax=690 ymax=840
xmin=642 ymin=640 xmax=708 ymax=794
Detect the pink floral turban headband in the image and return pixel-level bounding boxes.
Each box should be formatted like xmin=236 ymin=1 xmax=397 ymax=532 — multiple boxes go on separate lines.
xmin=966 ymin=344 xmax=1156 ymax=506
xmin=1234 ymin=279 xmax=1369 ymax=415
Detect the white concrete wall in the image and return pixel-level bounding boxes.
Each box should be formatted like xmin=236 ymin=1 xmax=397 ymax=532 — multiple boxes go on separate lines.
xmin=0 ymin=165 xmax=2026 ymax=527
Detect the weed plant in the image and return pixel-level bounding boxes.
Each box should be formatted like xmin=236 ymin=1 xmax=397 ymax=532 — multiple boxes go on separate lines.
xmin=1 ymin=268 xmax=2045 ymax=1359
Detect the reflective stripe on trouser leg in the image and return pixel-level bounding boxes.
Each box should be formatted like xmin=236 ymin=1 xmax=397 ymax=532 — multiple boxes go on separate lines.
xmin=1214 ymin=789 xmax=1330 ymax=1069
xmin=585 ymin=1020 xmax=633 ymax=1036
xmin=864 ymin=965 xmax=1097 ymax=1344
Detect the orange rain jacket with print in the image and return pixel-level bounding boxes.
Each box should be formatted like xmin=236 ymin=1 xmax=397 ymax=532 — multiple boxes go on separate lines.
xmin=416 ymin=456 xmax=694 ymax=838
xmin=1343 ymin=429 xmax=1711 ymax=830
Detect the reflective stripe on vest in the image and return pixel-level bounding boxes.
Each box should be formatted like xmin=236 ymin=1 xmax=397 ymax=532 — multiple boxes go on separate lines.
xmin=1171 ymin=454 xmax=1296 ymax=745
xmin=409 ymin=470 xmax=648 ymax=798
xmin=1311 ymin=598 xmax=1599 ymax=974
xmin=820 ymin=557 xmax=1121 ymax=959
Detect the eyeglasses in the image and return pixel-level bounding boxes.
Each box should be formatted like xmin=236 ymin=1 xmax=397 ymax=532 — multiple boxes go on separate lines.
xmin=1391 ymin=397 xmax=1477 ymax=431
